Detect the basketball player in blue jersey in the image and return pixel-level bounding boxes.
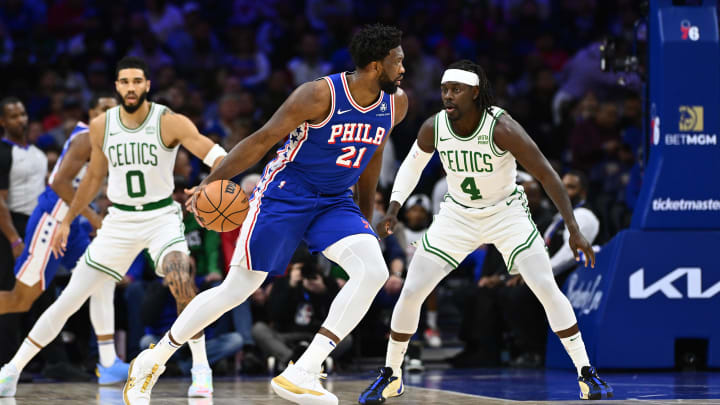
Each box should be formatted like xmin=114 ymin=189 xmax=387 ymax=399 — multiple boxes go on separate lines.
xmin=0 ymin=94 xmax=131 ymax=384
xmin=124 ymin=24 xmax=408 ymax=405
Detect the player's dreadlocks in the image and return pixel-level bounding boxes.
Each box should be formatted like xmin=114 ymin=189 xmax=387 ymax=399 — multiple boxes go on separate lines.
xmin=447 ymin=59 xmax=494 ymax=113
xmin=349 ymin=24 xmax=403 ymax=68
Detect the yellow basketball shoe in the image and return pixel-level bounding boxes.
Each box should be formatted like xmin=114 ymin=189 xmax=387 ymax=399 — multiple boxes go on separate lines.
xmin=271 ymin=362 xmax=337 ymax=405
xmin=358 ymin=367 xmax=404 ymax=404
xmin=122 ymin=346 xmax=166 ymax=405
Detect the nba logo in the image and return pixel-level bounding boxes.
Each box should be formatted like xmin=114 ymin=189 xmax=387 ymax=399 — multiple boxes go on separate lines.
xmin=652 ymin=116 xmax=661 ymax=145
xmin=380 ymin=102 xmax=387 ymax=112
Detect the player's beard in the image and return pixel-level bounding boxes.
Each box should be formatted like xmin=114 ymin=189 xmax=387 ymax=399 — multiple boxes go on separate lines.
xmin=378 ymin=71 xmax=400 ymax=94
xmin=119 ymin=90 xmax=148 ymax=114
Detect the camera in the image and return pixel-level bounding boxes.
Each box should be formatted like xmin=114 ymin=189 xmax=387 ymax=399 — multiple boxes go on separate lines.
xmin=600 ymin=38 xmax=640 ymax=74
xmin=599 ymin=1 xmax=647 ymax=76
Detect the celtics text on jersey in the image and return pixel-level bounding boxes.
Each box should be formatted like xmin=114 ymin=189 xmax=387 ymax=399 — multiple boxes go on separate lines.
xmin=434 ymin=106 xmax=517 ymax=208
xmin=102 ymin=103 xmax=178 ymax=205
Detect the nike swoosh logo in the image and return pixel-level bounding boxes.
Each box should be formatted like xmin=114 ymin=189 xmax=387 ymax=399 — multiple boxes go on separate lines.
xmin=109 ymin=132 xmax=121 ymax=136
xmin=506 ymin=200 xmax=513 ymax=206
xmin=439 ymin=137 xmax=451 ymax=141
xmin=337 ymin=109 xmax=351 ymax=115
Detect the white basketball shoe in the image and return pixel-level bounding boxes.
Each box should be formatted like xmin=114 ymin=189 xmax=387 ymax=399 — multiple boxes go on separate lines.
xmin=271 ymin=362 xmax=337 ymax=405
xmin=0 ymin=364 xmax=19 ymax=397
xmin=122 ymin=346 xmax=166 ymax=405
xmin=187 ymin=365 xmax=213 ymax=398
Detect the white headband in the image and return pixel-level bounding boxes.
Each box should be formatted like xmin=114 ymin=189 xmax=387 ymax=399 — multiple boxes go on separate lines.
xmin=441 ymin=69 xmax=479 ymax=86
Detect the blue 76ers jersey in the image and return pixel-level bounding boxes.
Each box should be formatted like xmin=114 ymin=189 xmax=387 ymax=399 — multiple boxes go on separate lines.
xmin=264 ymin=72 xmax=395 ymax=195
xmin=235 ymin=72 xmax=395 ymax=274
xmin=47 ymin=121 xmax=88 ymax=188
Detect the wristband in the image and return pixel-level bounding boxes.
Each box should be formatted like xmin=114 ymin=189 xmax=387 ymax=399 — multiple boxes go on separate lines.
xmin=11 ymin=238 xmax=22 ymax=248
xmin=203 ymin=143 xmax=228 ymax=167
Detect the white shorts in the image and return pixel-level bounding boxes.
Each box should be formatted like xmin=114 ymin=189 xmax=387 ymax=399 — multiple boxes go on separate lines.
xmin=418 ymin=186 xmax=546 ymax=274
xmin=84 ymin=202 xmax=189 ymax=281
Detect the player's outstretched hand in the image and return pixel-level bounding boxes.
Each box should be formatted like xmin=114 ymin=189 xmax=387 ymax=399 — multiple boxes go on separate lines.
xmin=51 ymin=220 xmax=71 ymax=259
xmin=184 ymin=184 xmax=207 ymax=228
xmin=376 ymin=214 xmax=398 ymax=239
xmin=569 ymin=230 xmax=595 ymax=268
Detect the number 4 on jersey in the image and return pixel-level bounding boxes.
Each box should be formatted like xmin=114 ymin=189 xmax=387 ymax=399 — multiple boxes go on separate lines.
xmin=461 ymin=177 xmax=482 ymax=200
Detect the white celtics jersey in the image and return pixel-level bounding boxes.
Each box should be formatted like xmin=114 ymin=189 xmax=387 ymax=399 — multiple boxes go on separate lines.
xmin=103 ymin=102 xmax=178 ymax=205
xmin=434 ymin=106 xmax=516 ymax=208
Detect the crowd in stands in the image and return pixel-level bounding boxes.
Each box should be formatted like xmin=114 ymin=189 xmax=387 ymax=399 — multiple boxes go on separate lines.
xmin=0 ymin=0 xmax=645 ymax=377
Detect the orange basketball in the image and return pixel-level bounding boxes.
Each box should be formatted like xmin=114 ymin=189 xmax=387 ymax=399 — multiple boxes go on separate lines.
xmin=194 ymin=180 xmax=249 ymax=232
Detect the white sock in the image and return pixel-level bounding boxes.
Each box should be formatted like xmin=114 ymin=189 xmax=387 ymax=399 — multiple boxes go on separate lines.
xmin=385 ymin=337 xmax=409 ymax=377
xmin=560 ymin=331 xmax=590 ymax=376
xmin=98 ymin=339 xmax=117 ymax=367
xmin=148 ymin=332 xmax=183 ymax=365
xmin=188 ymin=335 xmax=209 ymax=368
xmin=426 ymin=310 xmax=438 ymax=330
xmin=295 ymin=334 xmax=336 ymax=374
xmin=9 ymin=339 xmax=41 ymax=373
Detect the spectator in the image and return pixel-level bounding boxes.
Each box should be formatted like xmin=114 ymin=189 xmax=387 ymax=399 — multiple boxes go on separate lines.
xmin=400 ymin=35 xmax=442 ymax=113
xmin=287 ymin=33 xmax=332 ymax=87
xmin=224 ymin=25 xmax=271 ymax=88
xmin=305 ymin=0 xmax=352 ymax=32
xmin=569 ymin=101 xmax=620 ymax=171
xmin=127 ymin=28 xmax=173 ymax=76
xmin=552 ymin=42 xmax=642 ymax=125
xmin=205 ymin=93 xmax=242 ymax=140
xmin=144 ymin=0 xmax=184 ymax=43
xmin=251 ymin=256 xmax=349 ymax=373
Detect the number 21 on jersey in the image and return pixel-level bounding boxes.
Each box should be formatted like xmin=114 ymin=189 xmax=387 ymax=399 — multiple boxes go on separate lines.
xmin=336 ymin=146 xmax=367 ymax=168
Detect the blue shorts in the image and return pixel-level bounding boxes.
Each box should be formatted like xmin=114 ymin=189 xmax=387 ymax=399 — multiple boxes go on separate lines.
xmin=232 ymin=178 xmax=376 ymax=275
xmin=14 ymin=191 xmax=90 ymax=290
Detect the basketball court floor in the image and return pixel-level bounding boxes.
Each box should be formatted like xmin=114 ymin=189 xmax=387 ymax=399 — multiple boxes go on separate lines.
xmin=5 ymin=368 xmax=720 ymax=404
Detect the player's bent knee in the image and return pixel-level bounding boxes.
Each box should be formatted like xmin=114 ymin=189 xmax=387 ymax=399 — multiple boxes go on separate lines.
xmin=398 ymin=283 xmax=425 ymax=304
xmin=362 ymin=262 xmax=389 ymax=289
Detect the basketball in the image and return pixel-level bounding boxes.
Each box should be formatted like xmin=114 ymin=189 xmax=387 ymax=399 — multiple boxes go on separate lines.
xmin=194 ymin=180 xmax=249 ymax=232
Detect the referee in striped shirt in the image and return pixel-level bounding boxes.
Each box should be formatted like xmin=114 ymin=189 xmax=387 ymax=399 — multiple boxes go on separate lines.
xmin=0 ymin=97 xmax=47 ymax=363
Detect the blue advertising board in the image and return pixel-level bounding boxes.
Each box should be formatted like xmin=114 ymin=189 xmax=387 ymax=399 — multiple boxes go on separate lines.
xmin=546 ymin=229 xmax=720 ymax=368
xmin=631 ymin=0 xmax=720 ymax=229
